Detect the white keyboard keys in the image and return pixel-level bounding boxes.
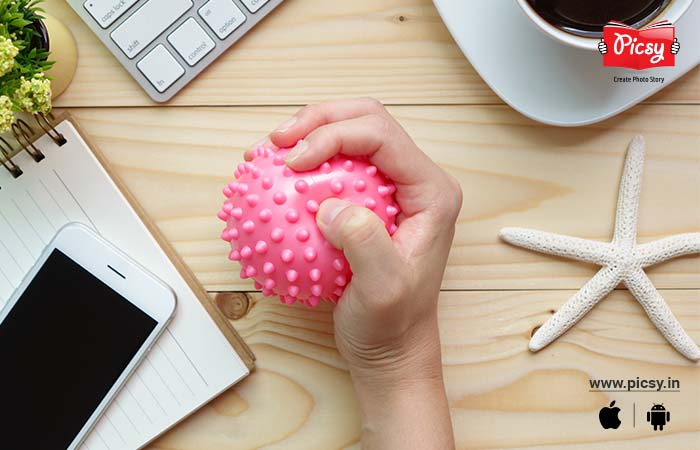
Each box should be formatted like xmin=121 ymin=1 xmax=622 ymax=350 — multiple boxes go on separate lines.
xmin=84 ymin=0 xmax=140 ymax=28
xmin=68 ymin=0 xmax=285 ymax=101
xmin=137 ymin=45 xmax=185 ymax=92
xmin=240 ymin=0 xmax=269 ymax=13
xmin=198 ymin=0 xmax=246 ymax=40
xmin=168 ymin=18 xmax=215 ymax=67
xmin=111 ymin=0 xmax=193 ymax=59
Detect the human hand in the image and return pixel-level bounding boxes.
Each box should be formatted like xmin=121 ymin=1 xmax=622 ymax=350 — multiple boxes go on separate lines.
xmin=598 ymin=39 xmax=608 ymax=55
xmin=257 ymin=98 xmax=461 ymax=375
xmin=671 ymin=38 xmax=680 ymax=55
xmin=252 ymin=98 xmax=461 ymax=449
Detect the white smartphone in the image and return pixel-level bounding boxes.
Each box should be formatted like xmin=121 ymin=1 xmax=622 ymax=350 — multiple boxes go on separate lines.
xmin=0 ymin=223 xmax=176 ymax=450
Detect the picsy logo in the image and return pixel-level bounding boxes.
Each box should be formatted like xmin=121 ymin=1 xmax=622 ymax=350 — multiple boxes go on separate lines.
xmin=598 ymin=20 xmax=680 ymax=70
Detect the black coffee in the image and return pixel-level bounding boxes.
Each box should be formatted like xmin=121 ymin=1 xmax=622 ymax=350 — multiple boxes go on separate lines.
xmin=526 ymin=0 xmax=671 ymax=37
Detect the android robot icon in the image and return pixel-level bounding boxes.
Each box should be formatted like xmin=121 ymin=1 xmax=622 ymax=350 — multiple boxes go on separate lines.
xmin=647 ymin=404 xmax=670 ymax=431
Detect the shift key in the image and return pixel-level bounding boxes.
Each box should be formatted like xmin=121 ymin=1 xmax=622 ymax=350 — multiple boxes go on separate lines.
xmin=111 ymin=0 xmax=193 ymax=59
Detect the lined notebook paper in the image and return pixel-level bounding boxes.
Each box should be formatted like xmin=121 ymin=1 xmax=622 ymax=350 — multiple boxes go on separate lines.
xmin=0 ymin=118 xmax=250 ymax=450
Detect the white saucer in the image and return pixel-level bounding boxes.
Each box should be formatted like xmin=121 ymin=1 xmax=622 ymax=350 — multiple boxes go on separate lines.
xmin=432 ymin=0 xmax=700 ymax=126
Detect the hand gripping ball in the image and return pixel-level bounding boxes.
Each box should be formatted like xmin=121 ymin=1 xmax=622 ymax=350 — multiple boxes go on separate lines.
xmin=219 ymin=146 xmax=399 ymax=307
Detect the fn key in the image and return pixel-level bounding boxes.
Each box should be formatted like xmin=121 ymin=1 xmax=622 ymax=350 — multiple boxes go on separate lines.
xmin=136 ymin=45 xmax=185 ymax=93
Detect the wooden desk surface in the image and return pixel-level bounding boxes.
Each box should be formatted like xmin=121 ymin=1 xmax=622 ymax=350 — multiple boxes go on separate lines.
xmin=45 ymin=0 xmax=699 ymax=448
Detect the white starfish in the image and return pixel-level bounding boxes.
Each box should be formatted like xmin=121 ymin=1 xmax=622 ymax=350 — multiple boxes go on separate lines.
xmin=500 ymin=136 xmax=700 ymax=361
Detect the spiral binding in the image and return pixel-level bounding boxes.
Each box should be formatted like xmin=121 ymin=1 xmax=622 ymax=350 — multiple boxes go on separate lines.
xmin=0 ymin=136 xmax=23 ymax=179
xmin=35 ymin=112 xmax=67 ymax=146
xmin=0 ymin=113 xmax=66 ymax=179
xmin=12 ymin=119 xmax=45 ymax=163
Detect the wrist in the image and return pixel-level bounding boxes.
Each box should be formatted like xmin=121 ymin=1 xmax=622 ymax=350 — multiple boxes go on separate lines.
xmin=346 ymin=313 xmax=444 ymax=398
xmin=351 ymin=360 xmax=446 ymax=420
xmin=347 ymin=330 xmax=454 ymax=450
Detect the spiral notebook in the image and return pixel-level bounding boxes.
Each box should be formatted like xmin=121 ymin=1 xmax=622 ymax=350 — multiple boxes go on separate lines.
xmin=0 ymin=114 xmax=254 ymax=450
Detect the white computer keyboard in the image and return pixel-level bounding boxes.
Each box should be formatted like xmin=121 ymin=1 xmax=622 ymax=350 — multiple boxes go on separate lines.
xmin=67 ymin=0 xmax=285 ymax=102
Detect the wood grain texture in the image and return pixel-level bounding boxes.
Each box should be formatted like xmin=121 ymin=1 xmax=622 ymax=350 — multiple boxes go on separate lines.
xmin=65 ymin=104 xmax=700 ymax=292
xmin=147 ymin=290 xmax=699 ymax=450
xmin=44 ymin=0 xmax=699 ymax=107
xmin=35 ymin=1 xmax=700 ymax=447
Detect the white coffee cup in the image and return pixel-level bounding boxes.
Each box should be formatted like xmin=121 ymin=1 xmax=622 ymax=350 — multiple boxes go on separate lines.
xmin=515 ymin=0 xmax=694 ymax=50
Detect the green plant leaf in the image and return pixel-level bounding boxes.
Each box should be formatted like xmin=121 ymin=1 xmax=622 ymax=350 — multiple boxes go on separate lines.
xmin=0 ymin=0 xmax=54 ymax=120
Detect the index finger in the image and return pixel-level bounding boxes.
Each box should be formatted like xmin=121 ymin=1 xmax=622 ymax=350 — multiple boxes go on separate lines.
xmin=269 ymin=98 xmax=387 ymax=148
xmin=285 ymin=113 xmax=442 ymax=189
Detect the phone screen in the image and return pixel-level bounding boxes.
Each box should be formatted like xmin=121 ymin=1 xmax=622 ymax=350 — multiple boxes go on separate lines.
xmin=0 ymin=249 xmax=158 ymax=449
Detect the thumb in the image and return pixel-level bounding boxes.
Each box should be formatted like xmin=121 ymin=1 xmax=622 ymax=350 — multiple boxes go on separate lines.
xmin=316 ymin=198 xmax=401 ymax=281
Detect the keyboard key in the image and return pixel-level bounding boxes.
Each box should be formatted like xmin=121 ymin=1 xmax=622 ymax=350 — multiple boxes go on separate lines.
xmin=198 ymin=0 xmax=246 ymax=40
xmin=111 ymin=0 xmax=193 ymax=59
xmin=168 ymin=18 xmax=215 ymax=66
xmin=83 ymin=0 xmax=140 ymax=28
xmin=136 ymin=45 xmax=185 ymax=92
xmin=240 ymin=0 xmax=269 ymax=13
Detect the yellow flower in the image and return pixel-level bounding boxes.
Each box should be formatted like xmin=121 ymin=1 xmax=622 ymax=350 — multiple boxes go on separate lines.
xmin=0 ymin=35 xmax=19 ymax=77
xmin=0 ymin=95 xmax=14 ymax=133
xmin=15 ymin=74 xmax=52 ymax=115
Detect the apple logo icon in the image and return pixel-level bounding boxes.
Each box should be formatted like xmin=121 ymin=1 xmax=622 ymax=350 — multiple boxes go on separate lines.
xmin=599 ymin=401 xmax=622 ymax=429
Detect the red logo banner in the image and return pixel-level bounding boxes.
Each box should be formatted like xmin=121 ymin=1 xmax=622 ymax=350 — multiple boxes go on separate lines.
xmin=602 ymin=20 xmax=676 ymax=70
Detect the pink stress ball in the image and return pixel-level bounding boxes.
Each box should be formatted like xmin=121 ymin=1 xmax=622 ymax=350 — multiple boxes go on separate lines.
xmin=218 ymin=146 xmax=399 ymax=307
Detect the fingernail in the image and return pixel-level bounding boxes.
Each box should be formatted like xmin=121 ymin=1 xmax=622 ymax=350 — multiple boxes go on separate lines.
xmin=285 ymin=139 xmax=308 ymax=163
xmin=274 ymin=116 xmax=297 ymax=133
xmin=318 ymin=198 xmax=352 ymax=226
